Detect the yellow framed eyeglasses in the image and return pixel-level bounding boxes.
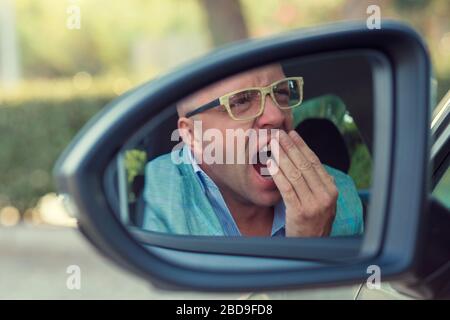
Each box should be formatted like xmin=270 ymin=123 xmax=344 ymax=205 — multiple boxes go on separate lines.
xmin=185 ymin=77 xmax=304 ymax=121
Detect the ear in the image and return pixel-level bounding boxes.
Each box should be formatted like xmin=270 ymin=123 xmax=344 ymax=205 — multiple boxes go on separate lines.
xmin=177 ymin=117 xmax=196 ymax=149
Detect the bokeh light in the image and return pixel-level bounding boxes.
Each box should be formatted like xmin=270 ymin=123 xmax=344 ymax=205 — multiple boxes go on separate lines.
xmin=0 ymin=206 xmax=20 ymax=227
xmin=72 ymin=71 xmax=93 ymax=91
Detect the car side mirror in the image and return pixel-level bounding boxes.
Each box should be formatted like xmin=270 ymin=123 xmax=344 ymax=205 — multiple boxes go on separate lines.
xmin=54 ymin=21 xmax=432 ymax=292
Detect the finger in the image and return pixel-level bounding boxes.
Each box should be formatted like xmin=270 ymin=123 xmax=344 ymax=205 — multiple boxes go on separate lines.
xmin=288 ymin=130 xmax=337 ymax=194
xmin=277 ymin=130 xmax=326 ymax=195
xmin=267 ymin=159 xmax=303 ymax=207
xmin=270 ymin=138 xmax=314 ymax=204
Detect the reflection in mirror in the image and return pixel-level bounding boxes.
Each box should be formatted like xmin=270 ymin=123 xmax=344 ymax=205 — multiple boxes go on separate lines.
xmin=112 ymin=52 xmax=374 ymax=239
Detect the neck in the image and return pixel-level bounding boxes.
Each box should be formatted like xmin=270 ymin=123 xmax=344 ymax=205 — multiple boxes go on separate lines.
xmin=220 ymin=189 xmax=274 ymax=237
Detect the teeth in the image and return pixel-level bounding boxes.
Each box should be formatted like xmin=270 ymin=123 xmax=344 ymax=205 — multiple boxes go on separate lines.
xmin=260 ymin=167 xmax=272 ymax=177
xmin=260 ymin=144 xmax=269 ymax=153
xmin=259 ymin=143 xmax=271 ymax=153
xmin=250 ymin=142 xmax=272 ymax=165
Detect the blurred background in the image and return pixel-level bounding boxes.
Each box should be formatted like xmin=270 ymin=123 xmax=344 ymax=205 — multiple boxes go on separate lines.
xmin=0 ymin=0 xmax=449 ymax=299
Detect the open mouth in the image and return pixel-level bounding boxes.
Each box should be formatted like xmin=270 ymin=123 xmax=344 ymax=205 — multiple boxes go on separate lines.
xmin=252 ymin=144 xmax=272 ymax=179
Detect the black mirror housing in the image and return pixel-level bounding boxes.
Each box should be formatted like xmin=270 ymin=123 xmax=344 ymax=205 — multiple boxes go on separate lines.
xmin=54 ymin=21 xmax=431 ymax=292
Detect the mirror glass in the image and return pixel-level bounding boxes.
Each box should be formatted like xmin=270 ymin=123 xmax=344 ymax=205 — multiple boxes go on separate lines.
xmin=106 ymin=51 xmax=377 ymax=241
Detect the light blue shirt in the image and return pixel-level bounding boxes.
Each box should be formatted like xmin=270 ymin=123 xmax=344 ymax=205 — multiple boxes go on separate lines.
xmin=185 ymin=145 xmax=286 ymax=236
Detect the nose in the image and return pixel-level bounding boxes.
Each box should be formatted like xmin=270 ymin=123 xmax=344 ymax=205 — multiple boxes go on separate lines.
xmin=255 ymin=93 xmax=286 ymax=129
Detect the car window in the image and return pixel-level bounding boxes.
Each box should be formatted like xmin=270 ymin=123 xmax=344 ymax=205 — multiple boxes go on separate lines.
xmin=292 ymin=94 xmax=372 ymax=191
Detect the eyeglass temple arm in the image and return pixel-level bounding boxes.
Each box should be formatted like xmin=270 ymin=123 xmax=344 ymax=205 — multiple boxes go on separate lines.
xmin=185 ymin=98 xmax=220 ymax=118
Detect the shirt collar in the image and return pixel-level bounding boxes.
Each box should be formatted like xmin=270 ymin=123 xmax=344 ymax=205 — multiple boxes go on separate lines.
xmin=184 ymin=144 xmax=201 ymax=173
xmin=272 ymin=201 xmax=286 ymax=235
xmin=183 ymin=144 xmax=218 ymax=192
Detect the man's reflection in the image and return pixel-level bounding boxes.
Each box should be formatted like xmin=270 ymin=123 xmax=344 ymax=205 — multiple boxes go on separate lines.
xmin=142 ymin=64 xmax=363 ymax=236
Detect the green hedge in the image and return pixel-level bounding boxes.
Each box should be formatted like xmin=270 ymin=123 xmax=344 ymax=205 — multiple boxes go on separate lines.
xmin=0 ymin=96 xmax=112 ymax=212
